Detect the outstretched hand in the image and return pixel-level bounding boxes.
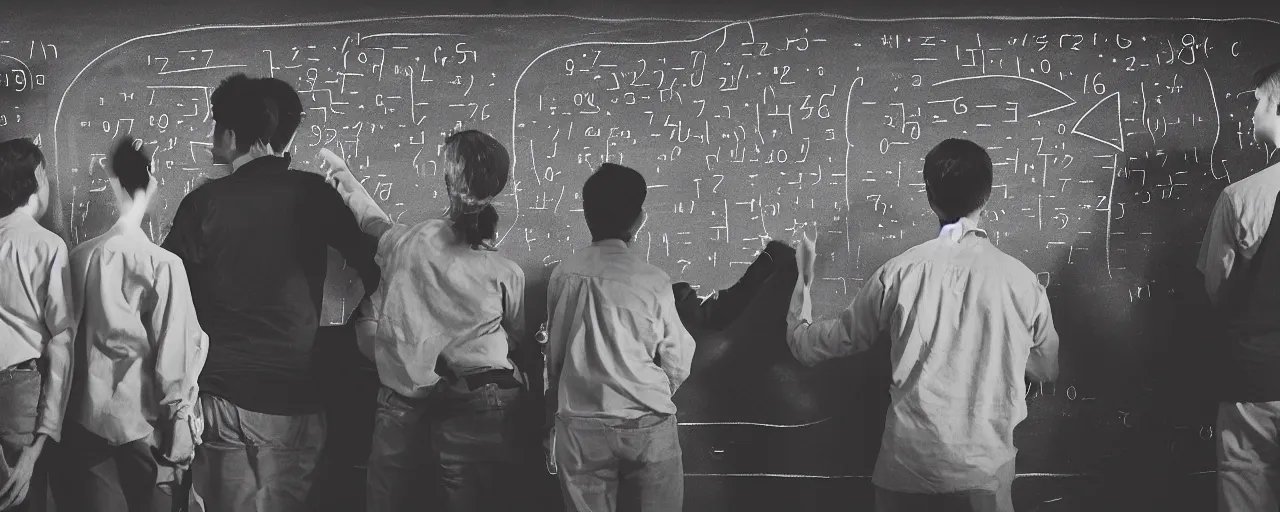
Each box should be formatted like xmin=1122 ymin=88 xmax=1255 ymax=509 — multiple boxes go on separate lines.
xmin=312 ymin=148 xmax=351 ymax=182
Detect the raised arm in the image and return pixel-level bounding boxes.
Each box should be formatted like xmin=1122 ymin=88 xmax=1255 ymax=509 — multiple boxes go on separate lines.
xmin=317 ymin=148 xmax=393 ymax=239
xmin=785 ymin=267 xmax=888 ymax=367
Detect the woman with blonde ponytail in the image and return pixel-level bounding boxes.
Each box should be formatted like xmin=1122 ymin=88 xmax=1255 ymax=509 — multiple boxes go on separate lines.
xmin=318 ymin=130 xmax=530 ymax=512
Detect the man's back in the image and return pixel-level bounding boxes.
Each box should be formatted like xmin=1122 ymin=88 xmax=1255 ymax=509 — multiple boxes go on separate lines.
xmin=546 ymin=240 xmax=695 ymax=420
xmin=870 ymin=221 xmax=1055 ymax=493
xmin=162 ymin=155 xmax=377 ymax=414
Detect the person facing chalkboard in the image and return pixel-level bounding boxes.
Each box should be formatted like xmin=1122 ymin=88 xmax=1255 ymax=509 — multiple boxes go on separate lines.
xmin=785 ymin=139 xmax=1059 ymax=512
xmin=544 ymin=163 xmax=696 ymax=512
xmin=160 ymin=73 xmax=379 ymax=512
xmin=1197 ymin=61 xmax=1280 ymax=512
xmin=316 ymin=130 xmax=530 ymax=512
xmin=52 ymin=136 xmax=207 ymax=512
xmin=0 ymin=138 xmax=75 ymax=512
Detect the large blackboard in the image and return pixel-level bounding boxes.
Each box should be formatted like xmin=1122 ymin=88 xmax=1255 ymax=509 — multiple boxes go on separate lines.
xmin=6 ymin=4 xmax=1279 ymax=509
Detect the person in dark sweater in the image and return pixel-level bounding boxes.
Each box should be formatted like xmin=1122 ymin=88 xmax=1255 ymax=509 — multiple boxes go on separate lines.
xmin=161 ymin=73 xmax=379 ymax=512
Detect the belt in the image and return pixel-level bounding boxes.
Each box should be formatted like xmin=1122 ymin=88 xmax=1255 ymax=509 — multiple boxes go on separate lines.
xmin=461 ymin=369 xmax=522 ymax=391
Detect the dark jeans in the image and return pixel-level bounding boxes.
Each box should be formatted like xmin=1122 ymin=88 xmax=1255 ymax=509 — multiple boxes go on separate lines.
xmin=873 ymin=459 xmax=1016 ymax=512
xmin=0 ymin=361 xmax=41 ymax=512
xmin=191 ymin=394 xmax=325 ymax=512
xmin=50 ymin=422 xmax=172 ymax=512
xmin=554 ymin=414 xmax=684 ymax=512
xmin=366 ymin=381 xmax=526 ymax=512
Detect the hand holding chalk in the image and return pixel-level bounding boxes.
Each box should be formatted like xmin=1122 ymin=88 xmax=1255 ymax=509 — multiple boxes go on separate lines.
xmin=796 ymin=226 xmax=817 ymax=287
xmin=315 ymin=148 xmax=349 ymax=178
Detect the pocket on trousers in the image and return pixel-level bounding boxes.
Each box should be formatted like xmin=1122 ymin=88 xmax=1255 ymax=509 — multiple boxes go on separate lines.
xmin=0 ymin=368 xmax=41 ymax=437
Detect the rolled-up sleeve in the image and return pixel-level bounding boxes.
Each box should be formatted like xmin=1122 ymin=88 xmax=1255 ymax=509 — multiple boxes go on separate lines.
xmin=331 ymin=170 xmax=392 ymax=239
xmin=655 ymin=285 xmax=696 ymax=394
xmin=36 ymin=241 xmax=75 ymax=442
xmin=786 ymin=267 xmax=887 ymax=367
xmin=1198 ymin=194 xmax=1238 ymax=306
xmin=150 ymin=260 xmax=208 ymax=420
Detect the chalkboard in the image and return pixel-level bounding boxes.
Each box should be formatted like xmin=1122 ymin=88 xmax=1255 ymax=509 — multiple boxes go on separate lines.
xmin=6 ymin=8 xmax=1279 ymax=510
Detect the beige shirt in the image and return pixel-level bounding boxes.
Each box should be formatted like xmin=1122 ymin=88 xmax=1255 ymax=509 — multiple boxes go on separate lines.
xmin=1198 ymin=163 xmax=1280 ymax=306
xmin=786 ymin=218 xmax=1058 ymax=493
xmin=545 ymin=240 xmax=697 ymax=421
xmin=0 ymin=211 xmax=76 ymax=442
xmin=69 ymin=224 xmax=207 ymax=445
xmin=332 ymin=171 xmax=525 ymax=398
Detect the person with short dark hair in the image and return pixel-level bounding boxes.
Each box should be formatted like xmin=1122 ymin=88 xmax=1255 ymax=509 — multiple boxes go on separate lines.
xmin=53 ymin=137 xmax=207 ymax=512
xmin=0 ymin=138 xmax=76 ymax=512
xmin=162 ymin=73 xmax=379 ymax=512
xmin=787 ymin=139 xmax=1058 ymax=512
xmin=544 ymin=163 xmax=695 ymax=511
xmin=317 ymin=129 xmax=529 ymax=512
xmin=1199 ymin=61 xmax=1280 ymax=511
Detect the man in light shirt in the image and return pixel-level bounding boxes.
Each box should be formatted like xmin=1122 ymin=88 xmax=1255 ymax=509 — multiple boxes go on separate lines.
xmin=545 ymin=163 xmax=697 ymax=512
xmin=1198 ymin=61 xmax=1280 ymax=511
xmin=54 ymin=136 xmax=207 ymax=512
xmin=787 ymin=139 xmax=1059 ymax=512
xmin=0 ymin=138 xmax=76 ymax=512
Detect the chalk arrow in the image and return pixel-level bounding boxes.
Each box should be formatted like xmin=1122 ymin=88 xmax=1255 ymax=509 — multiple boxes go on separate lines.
xmin=1071 ymin=91 xmax=1124 ymax=152
xmin=931 ymin=74 xmax=1077 ymax=118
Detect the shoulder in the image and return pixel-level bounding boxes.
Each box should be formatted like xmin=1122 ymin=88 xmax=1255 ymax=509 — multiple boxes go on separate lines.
xmin=628 ymin=258 xmax=673 ymax=294
xmin=1222 ymin=163 xmax=1280 ymax=209
xmin=69 ymin=234 xmax=108 ymax=264
xmin=491 ymin=254 xmax=525 ymax=282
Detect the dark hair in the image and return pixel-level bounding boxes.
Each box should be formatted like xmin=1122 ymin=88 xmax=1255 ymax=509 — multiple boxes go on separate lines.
xmin=253 ymin=77 xmax=303 ymax=153
xmin=0 ymin=138 xmax=43 ymax=217
xmin=109 ymin=136 xmax=151 ymax=197
xmin=210 ymin=73 xmax=279 ymax=154
xmin=923 ymin=138 xmax=993 ymax=223
xmin=443 ymin=130 xmax=510 ymax=246
xmin=1254 ymin=61 xmax=1280 ymax=92
xmin=583 ymin=163 xmax=646 ymax=243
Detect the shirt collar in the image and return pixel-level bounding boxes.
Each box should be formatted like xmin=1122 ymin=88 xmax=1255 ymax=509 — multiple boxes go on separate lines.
xmin=231 ymin=155 xmax=290 ymax=174
xmin=938 ymin=217 xmax=987 ymax=242
xmin=591 ymin=239 xmax=629 ymax=249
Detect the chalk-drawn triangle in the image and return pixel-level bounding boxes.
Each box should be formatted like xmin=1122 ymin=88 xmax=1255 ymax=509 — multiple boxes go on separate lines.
xmin=1071 ymin=92 xmax=1124 ymax=152
xmin=31 ymin=134 xmax=41 ymax=147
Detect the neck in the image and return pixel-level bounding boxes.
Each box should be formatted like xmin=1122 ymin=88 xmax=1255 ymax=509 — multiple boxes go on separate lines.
xmin=939 ymin=212 xmax=982 ymax=229
xmin=116 ymin=196 xmax=149 ymax=231
xmin=16 ymin=198 xmax=39 ymax=219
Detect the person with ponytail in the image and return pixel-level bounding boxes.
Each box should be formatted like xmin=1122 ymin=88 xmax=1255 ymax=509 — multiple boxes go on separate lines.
xmin=316 ymin=129 xmax=530 ymax=512
xmin=53 ymin=136 xmax=207 ymax=512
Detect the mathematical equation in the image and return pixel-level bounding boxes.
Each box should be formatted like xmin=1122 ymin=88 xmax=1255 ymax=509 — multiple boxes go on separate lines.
xmin=512 ymin=17 xmax=1275 ymax=313
xmin=0 ymin=38 xmax=61 ymax=143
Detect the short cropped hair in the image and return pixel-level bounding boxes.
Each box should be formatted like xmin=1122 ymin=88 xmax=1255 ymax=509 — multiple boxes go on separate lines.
xmin=923 ymin=138 xmax=993 ymax=223
xmin=0 ymin=138 xmax=43 ymax=217
xmin=582 ymin=163 xmax=646 ymax=243
xmin=210 ymin=73 xmax=278 ymax=154
xmin=253 ymin=77 xmax=303 ymax=153
xmin=1255 ymin=61 xmax=1280 ymax=100
xmin=109 ymin=136 xmax=151 ymax=197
